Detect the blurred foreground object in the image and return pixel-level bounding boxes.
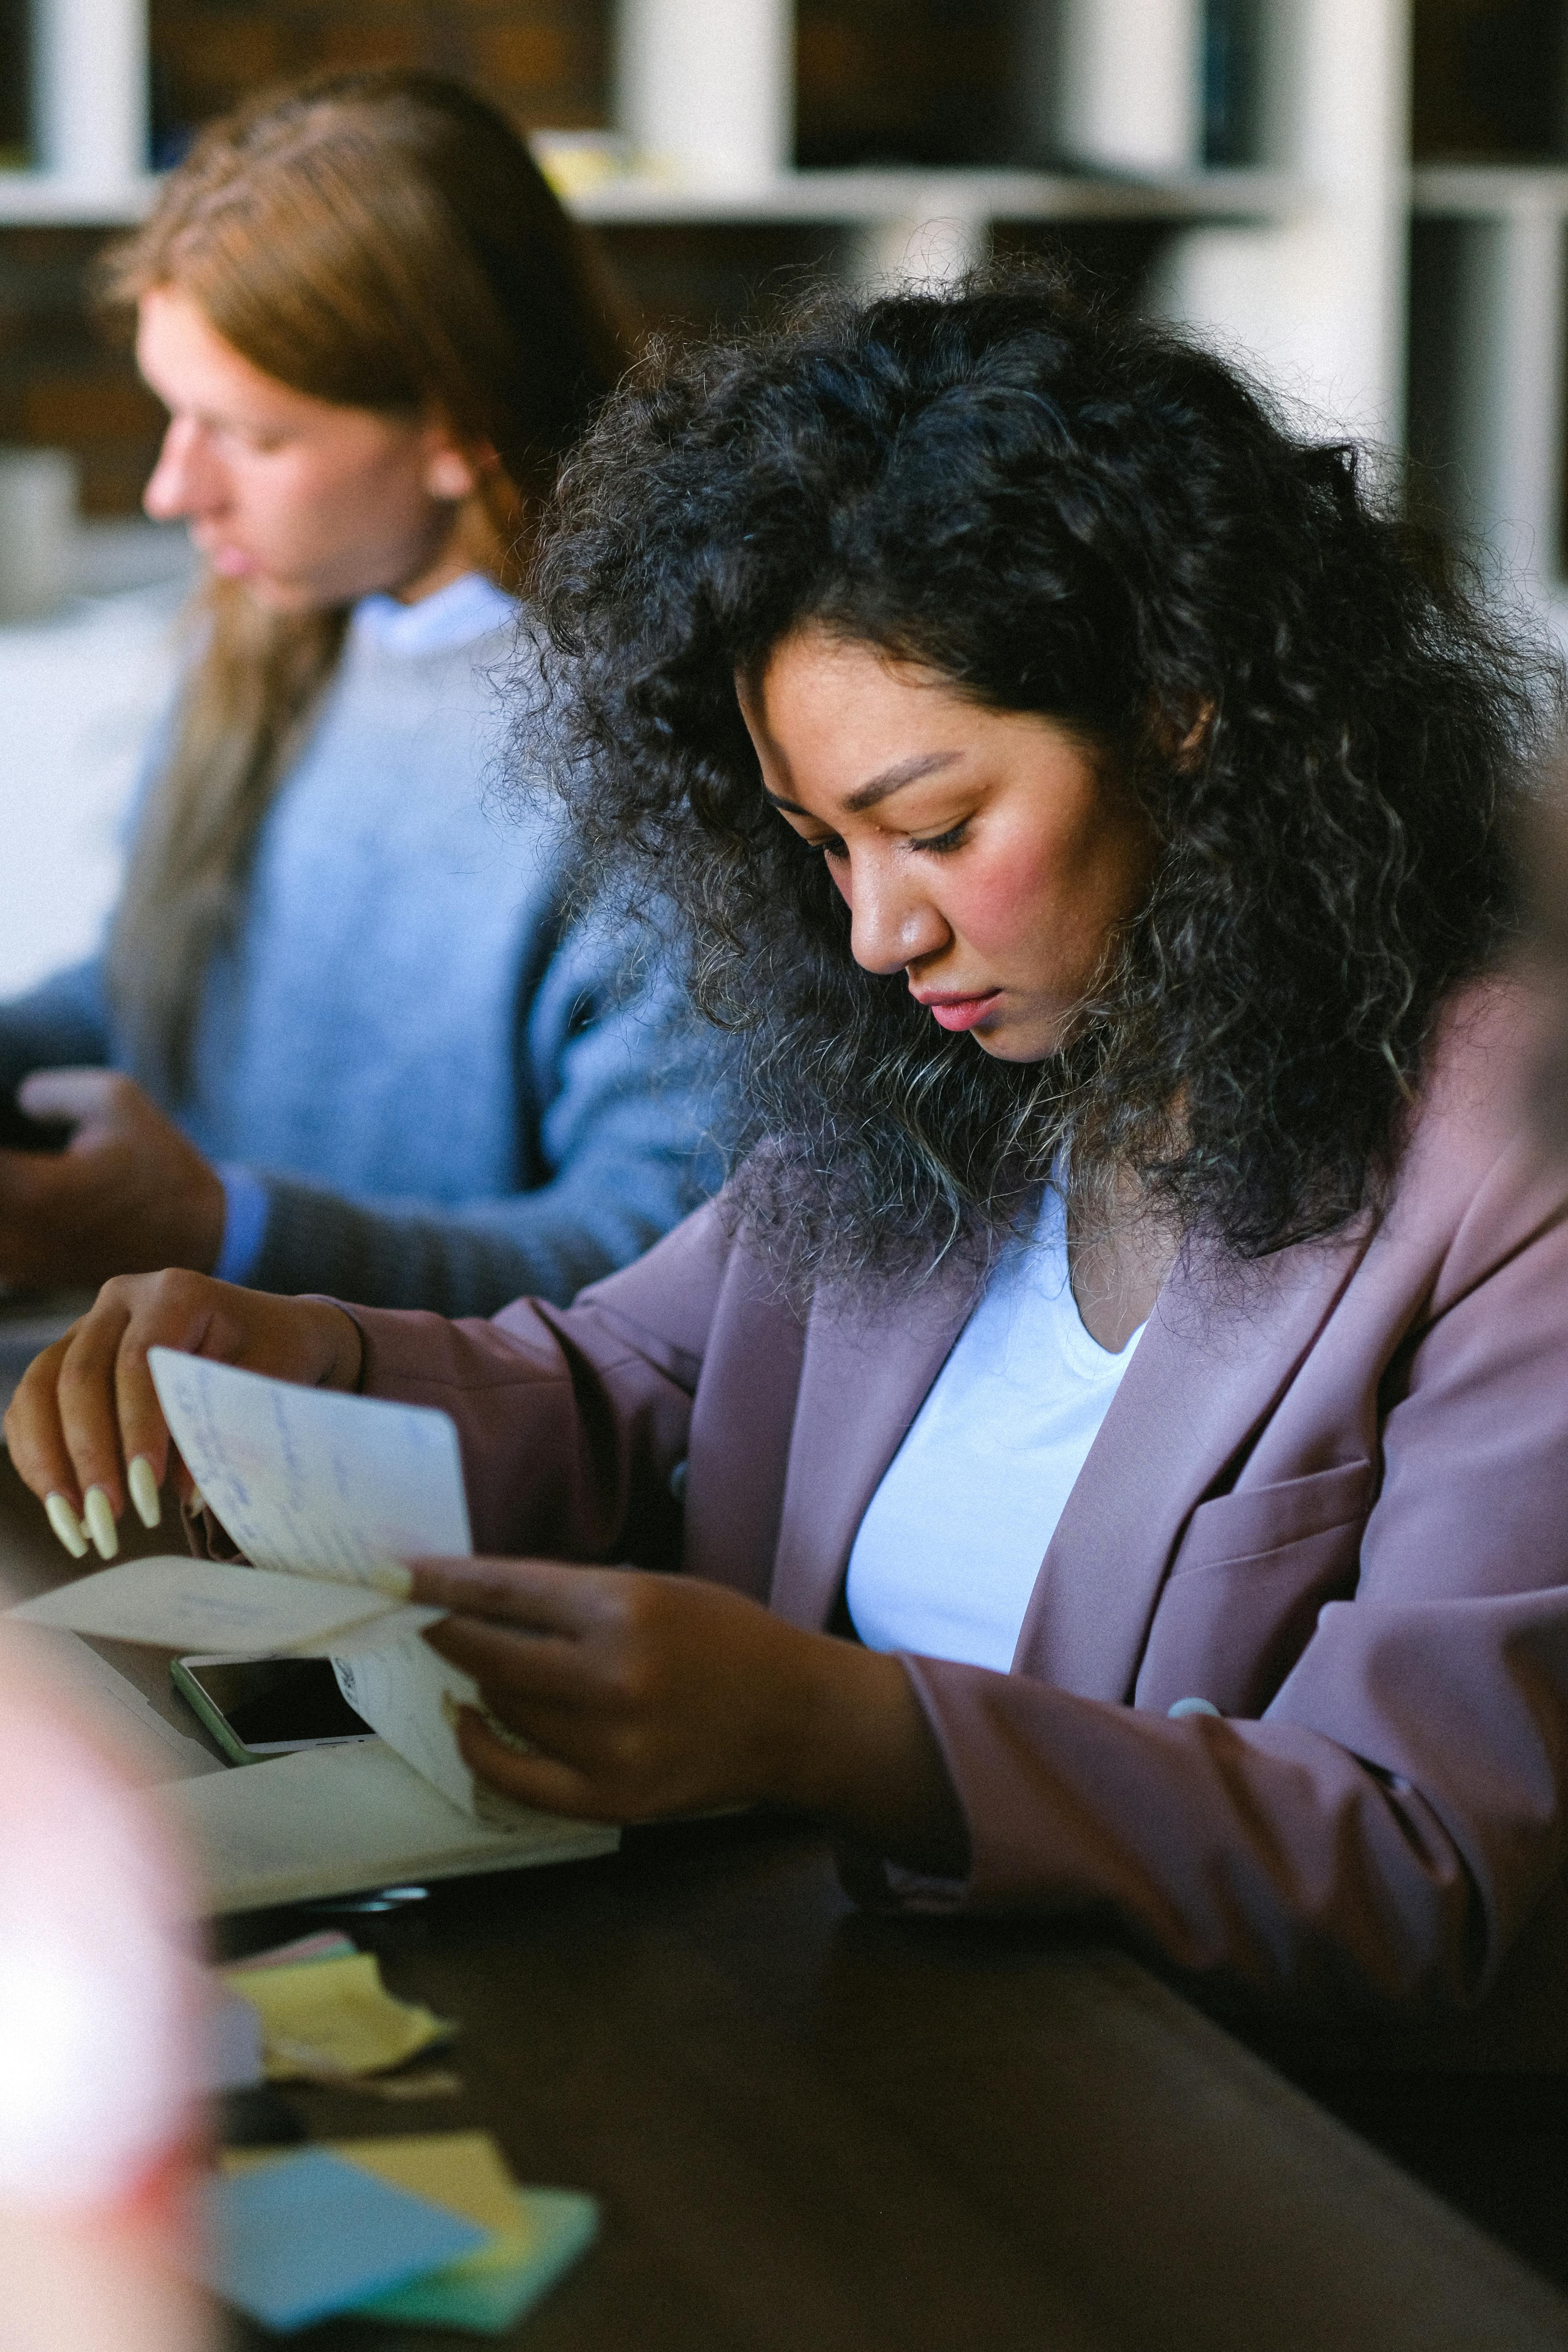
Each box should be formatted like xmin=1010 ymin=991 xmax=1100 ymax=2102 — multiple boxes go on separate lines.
xmin=0 ymin=451 xmax=76 ymax=624
xmin=0 ymin=1631 xmax=208 ymax=2350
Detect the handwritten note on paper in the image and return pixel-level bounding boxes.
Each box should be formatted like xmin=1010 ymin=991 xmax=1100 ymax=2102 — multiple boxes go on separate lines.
xmin=10 ymin=1555 xmax=436 ymax=1655
xmin=10 ymin=1358 xmax=466 ymax=1656
xmin=7 ymin=1356 xmax=551 ymax=1843
xmin=334 ymin=1630 xmax=539 ymax=1827
xmin=149 ymin=1349 xmax=472 ymax=1586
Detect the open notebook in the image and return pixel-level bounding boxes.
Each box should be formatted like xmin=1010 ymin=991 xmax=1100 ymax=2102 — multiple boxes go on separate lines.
xmin=170 ymin=1738 xmax=615 ymax=1914
xmin=9 ymin=1351 xmax=618 ymax=1908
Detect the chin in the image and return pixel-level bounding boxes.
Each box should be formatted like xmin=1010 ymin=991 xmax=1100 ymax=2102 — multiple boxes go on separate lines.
xmin=971 ymin=1026 xmax=1057 ymax=1065
xmin=237 ymin=575 xmax=331 ymax=615
xmin=968 ymin=1030 xmax=1053 ymax=1067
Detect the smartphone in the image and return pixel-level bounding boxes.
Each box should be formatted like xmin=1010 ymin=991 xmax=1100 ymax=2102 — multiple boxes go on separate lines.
xmin=171 ymin=1654 xmax=375 ymax=1766
xmin=0 ymin=1091 xmax=70 ymax=1152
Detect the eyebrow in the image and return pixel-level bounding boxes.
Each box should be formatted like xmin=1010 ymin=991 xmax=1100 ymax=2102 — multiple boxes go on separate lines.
xmin=764 ymin=749 xmax=962 ymax=819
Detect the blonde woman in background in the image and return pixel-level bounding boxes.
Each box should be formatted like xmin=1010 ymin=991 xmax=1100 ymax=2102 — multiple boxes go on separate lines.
xmin=0 ymin=73 xmax=715 ymax=1442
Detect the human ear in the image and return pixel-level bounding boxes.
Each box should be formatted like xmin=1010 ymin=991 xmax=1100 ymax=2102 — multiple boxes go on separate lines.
xmin=420 ymin=428 xmax=499 ymax=505
xmin=423 ymin=446 xmax=480 ymax=502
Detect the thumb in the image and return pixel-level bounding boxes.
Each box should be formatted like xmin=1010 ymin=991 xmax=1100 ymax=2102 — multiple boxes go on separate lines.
xmin=17 ymin=1068 xmax=136 ymax=1133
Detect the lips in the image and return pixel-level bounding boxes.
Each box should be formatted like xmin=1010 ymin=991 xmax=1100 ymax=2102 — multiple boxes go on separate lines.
xmin=915 ymin=990 xmax=1003 ymax=1034
xmin=189 ymin=527 xmax=256 ymax=577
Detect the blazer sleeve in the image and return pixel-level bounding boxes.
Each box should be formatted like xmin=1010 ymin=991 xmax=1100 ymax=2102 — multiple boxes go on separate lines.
xmin=347 ymin=1198 xmax=735 ymax=1563
xmin=241 ymin=907 xmax=723 ymax=1315
xmin=882 ymin=1153 xmax=1568 ymax=2018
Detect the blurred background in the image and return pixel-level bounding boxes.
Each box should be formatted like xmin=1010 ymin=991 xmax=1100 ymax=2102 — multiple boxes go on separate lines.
xmin=0 ymin=0 xmax=1558 ymax=995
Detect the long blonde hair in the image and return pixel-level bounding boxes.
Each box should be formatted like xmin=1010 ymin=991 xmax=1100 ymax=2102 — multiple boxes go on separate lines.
xmin=101 ymin=70 xmax=626 ymax=1096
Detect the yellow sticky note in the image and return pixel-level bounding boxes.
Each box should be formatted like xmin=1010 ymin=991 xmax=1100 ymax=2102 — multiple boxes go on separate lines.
xmin=219 ymin=1951 xmax=450 ymax=2082
xmin=329 ymin=2134 xmax=525 ymax=2241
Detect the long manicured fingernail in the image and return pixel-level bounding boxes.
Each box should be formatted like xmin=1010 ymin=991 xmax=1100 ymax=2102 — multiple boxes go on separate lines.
xmin=44 ymin=1492 xmax=87 ymax=1559
xmin=82 ymin=1485 xmax=119 ymax=1561
xmin=127 ymin=1455 xmax=162 ymax=1530
xmin=366 ymin=1560 xmax=412 ymax=1600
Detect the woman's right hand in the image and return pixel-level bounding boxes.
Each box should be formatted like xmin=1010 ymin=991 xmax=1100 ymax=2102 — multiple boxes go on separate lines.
xmin=3 ymin=1271 xmax=363 ymax=1561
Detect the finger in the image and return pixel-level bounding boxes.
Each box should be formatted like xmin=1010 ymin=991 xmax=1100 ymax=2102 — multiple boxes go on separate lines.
xmin=422 ymin=1615 xmax=591 ymax=1706
xmin=109 ymin=1271 xmax=276 ymax=1511
xmin=52 ymin=1272 xmax=216 ymax=1528
xmin=111 ymin=1305 xmax=199 ymax=1492
xmin=52 ymin=1298 xmax=143 ymax=1546
xmin=4 ymin=1330 xmax=89 ymax=1522
xmin=127 ymin=1451 xmax=163 ymax=1530
xmin=454 ymin=1708 xmax=618 ymax=1821
xmin=16 ymin=1067 xmax=121 ymax=1126
xmin=409 ymin=1553 xmax=606 ymax=1632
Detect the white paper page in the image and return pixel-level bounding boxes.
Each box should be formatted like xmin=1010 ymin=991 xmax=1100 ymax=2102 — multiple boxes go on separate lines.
xmin=19 ymin=1628 xmax=225 ymax=1782
xmin=8 ymin=1556 xmax=437 ymax=1655
xmin=148 ymin=1349 xmax=471 ymax=1588
xmin=332 ymin=1632 xmax=538 ymax=1828
xmin=167 ymin=1737 xmax=618 ymax=1914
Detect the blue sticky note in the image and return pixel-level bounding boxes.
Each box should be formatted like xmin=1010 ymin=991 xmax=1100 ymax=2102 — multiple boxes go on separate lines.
xmin=201 ymin=2148 xmax=487 ymax=2333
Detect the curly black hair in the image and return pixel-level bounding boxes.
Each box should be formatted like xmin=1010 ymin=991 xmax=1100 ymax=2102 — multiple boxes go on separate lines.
xmin=524 ymin=260 xmax=1560 ymax=1288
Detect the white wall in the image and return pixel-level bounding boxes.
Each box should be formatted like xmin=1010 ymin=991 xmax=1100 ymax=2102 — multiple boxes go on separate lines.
xmin=0 ymin=571 xmax=185 ymax=999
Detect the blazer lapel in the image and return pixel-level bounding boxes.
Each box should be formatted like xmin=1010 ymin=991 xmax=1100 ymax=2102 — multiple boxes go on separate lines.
xmin=768 ymin=1256 xmax=979 ymax=1630
xmin=1012 ymin=1223 xmax=1374 ymax=1699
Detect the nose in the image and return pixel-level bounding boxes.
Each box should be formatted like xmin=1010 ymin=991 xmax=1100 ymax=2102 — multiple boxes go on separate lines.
xmin=142 ymin=416 xmax=220 ymax=523
xmin=844 ymin=849 xmax=949 ymax=977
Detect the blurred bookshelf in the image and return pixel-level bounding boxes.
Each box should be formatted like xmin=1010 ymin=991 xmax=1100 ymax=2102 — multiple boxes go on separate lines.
xmin=1 ymin=0 xmax=1566 ymax=627
xmin=0 ymin=0 xmax=150 ymax=212
xmin=1408 ymin=1 xmax=1568 ymax=606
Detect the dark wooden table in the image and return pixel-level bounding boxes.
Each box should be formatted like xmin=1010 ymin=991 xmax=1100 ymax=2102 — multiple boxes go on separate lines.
xmin=4 ymin=1443 xmax=1568 ymax=2350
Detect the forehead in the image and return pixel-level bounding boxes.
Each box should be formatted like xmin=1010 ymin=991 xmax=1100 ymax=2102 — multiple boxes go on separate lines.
xmin=742 ymin=624 xmax=1095 ymax=814
xmin=135 ymin=287 xmax=364 ymax=437
xmin=138 ymin=288 xmax=282 ymax=404
xmin=751 ymin=626 xmax=944 ymax=706
xmin=743 ymin=630 xmax=967 ymax=765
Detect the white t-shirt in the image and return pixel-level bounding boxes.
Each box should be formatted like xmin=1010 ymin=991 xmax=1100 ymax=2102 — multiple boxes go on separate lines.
xmin=845 ymin=1186 xmax=1145 ymax=1672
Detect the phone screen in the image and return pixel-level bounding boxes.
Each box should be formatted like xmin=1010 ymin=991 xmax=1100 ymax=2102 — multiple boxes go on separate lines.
xmin=173 ymin=1654 xmax=374 ymax=1761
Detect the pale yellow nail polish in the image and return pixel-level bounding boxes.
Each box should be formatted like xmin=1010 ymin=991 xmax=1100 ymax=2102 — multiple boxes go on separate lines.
xmin=127 ymin=1455 xmax=161 ymax=1530
xmin=44 ymin=1492 xmax=87 ymax=1560
xmin=82 ymin=1485 xmax=119 ymax=1561
xmin=366 ymin=1560 xmax=413 ymax=1600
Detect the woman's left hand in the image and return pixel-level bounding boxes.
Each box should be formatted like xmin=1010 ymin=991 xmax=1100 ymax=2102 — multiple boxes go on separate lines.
xmin=411 ymin=1556 xmax=968 ymax=1873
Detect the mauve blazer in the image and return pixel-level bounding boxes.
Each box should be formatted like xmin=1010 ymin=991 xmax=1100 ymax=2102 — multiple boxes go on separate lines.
xmin=348 ymin=983 xmax=1568 ymax=2051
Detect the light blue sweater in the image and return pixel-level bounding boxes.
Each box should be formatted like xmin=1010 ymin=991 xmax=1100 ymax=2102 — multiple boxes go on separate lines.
xmin=0 ymin=577 xmax=718 ymax=1312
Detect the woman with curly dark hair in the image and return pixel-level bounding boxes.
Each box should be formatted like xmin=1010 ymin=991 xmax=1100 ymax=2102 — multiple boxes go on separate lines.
xmin=15 ymin=266 xmax=1568 ymax=2044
